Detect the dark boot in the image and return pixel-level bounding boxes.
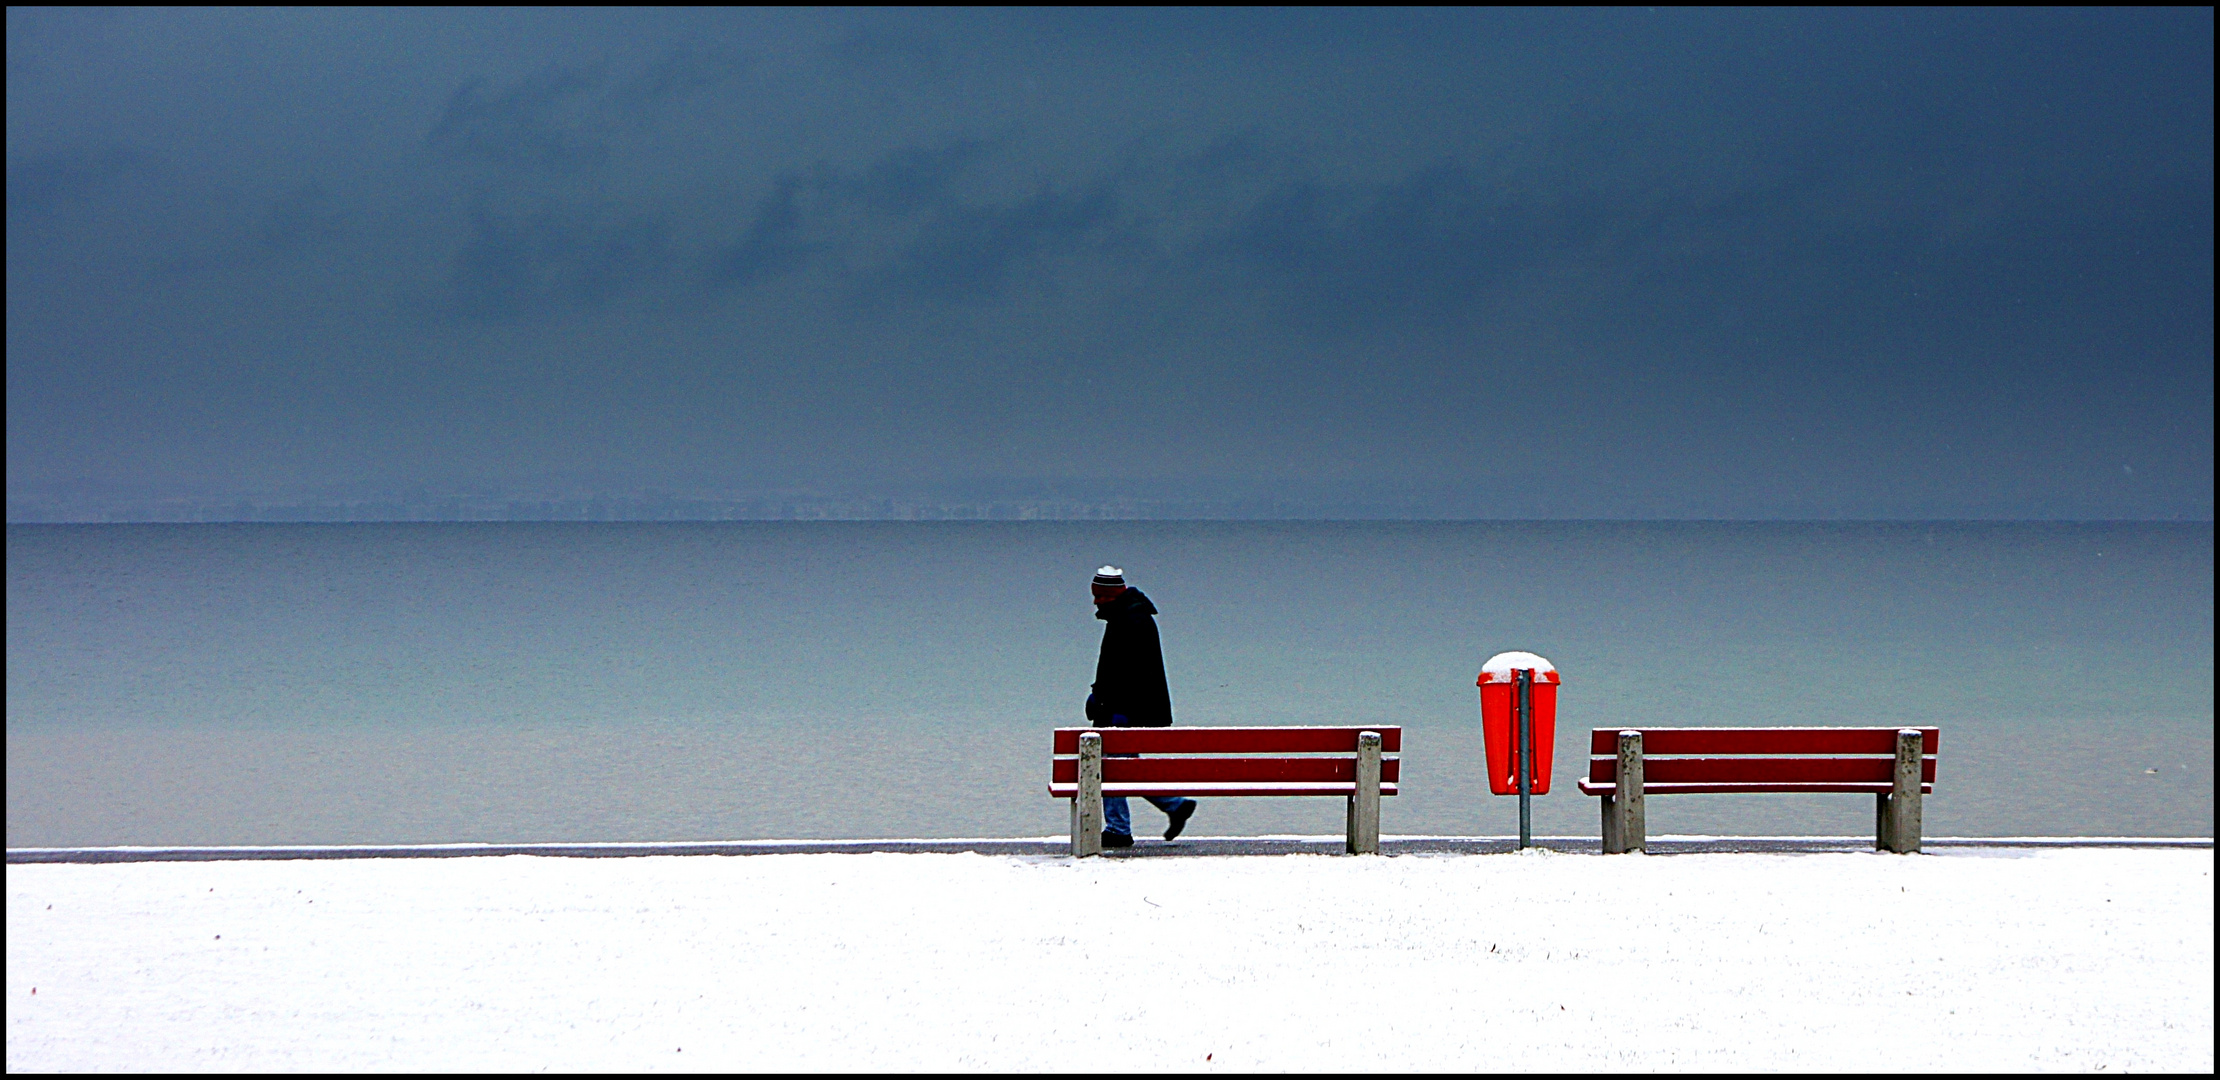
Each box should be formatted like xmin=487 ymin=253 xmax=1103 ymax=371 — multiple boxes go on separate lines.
xmin=1101 ymin=830 xmax=1134 ymax=849
xmin=1163 ymin=800 xmax=1197 ymax=841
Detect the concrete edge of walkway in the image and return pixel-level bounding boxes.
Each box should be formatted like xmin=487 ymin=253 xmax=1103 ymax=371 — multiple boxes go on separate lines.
xmin=7 ymin=835 xmax=2211 ymax=864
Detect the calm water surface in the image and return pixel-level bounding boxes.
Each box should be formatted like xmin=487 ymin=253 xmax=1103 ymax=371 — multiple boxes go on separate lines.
xmin=7 ymin=522 xmax=2211 ymax=845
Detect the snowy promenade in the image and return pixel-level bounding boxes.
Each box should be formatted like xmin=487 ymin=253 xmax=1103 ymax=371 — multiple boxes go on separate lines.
xmin=8 ymin=845 xmax=2212 ymax=1071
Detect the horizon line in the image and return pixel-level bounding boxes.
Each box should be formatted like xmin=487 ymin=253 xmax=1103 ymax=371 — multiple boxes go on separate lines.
xmin=8 ymin=516 xmax=2214 ymax=525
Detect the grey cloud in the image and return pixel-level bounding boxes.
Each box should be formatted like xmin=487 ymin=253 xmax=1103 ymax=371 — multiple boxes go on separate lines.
xmin=871 ymin=182 xmax=1120 ymax=301
xmin=5 ymin=148 xmax=143 ymax=219
xmin=715 ymin=177 xmax=812 ymax=288
xmin=417 ymin=48 xmax=755 ymax=318
xmin=430 ymin=102 xmax=2203 ymax=346
xmin=707 ymin=138 xmax=1122 ymax=302
xmin=856 ymin=140 xmax=991 ymax=217
xmin=427 ymin=203 xmax=672 ymax=322
xmin=428 ymin=65 xmax=611 ymax=172
xmin=604 ymin=46 xmax=751 ymax=117
xmin=1217 ymin=163 xmax=1548 ymax=337
xmin=823 ymin=25 xmax=946 ymax=77
xmin=7 ymin=8 xmax=2207 ymax=518
xmin=257 ymin=182 xmax=351 ymax=256
xmin=426 ymin=49 xmax=750 ymax=174
xmin=3 ymin=146 xmax=309 ymax=285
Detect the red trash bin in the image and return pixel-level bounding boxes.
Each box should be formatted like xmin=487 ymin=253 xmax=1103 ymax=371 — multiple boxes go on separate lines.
xmin=1477 ymin=651 xmax=1559 ymax=795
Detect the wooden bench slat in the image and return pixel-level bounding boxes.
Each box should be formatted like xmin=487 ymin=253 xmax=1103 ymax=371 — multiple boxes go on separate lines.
xmin=1587 ymin=756 xmax=1937 ymax=785
xmin=1579 ymin=779 xmax=1933 ymax=796
xmin=1052 ymin=726 xmax=1402 ymax=755
xmin=1052 ymin=756 xmax=1401 ymax=785
xmin=1050 ymin=781 xmax=1401 ymax=798
xmin=1586 ymin=727 xmax=1939 ymax=756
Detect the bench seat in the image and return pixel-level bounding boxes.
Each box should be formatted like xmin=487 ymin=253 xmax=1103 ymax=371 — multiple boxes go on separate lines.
xmin=1579 ymin=781 xmax=1931 ymax=796
xmin=1050 ymin=782 xmax=1399 ymax=798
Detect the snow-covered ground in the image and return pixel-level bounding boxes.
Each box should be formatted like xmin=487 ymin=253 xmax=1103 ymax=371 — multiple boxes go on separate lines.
xmin=7 ymin=845 xmax=2211 ymax=1071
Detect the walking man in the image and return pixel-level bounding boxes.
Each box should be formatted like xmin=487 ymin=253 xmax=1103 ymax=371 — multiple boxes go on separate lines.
xmin=1087 ymin=565 xmax=1197 ymax=848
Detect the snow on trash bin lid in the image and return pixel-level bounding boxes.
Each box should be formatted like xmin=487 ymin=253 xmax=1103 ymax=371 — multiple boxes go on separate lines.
xmin=1478 ymin=650 xmax=1560 ymax=685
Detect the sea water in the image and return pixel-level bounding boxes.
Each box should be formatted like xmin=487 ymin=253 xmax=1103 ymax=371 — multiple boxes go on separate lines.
xmin=6 ymin=521 xmax=2211 ymax=845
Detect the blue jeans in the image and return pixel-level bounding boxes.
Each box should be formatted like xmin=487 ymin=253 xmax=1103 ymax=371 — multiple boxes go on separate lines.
xmin=1104 ymin=795 xmax=1193 ymax=837
xmin=1087 ymin=697 xmax=1193 ymax=836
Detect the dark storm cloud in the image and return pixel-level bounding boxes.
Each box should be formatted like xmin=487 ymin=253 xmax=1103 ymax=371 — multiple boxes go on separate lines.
xmin=5 ymin=8 xmax=2211 ymax=519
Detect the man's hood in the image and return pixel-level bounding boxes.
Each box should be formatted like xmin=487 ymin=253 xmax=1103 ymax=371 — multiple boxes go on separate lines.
xmin=1095 ymin=587 xmax=1159 ymax=621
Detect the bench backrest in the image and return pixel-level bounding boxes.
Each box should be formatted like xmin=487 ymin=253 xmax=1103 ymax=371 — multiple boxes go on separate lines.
xmin=1586 ymin=727 xmax=1937 ymax=794
xmin=1050 ymin=726 xmax=1402 ymax=797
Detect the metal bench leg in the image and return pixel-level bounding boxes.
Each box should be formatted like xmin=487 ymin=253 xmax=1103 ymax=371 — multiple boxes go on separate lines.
xmin=1347 ymin=730 xmax=1381 ymax=854
xmin=1072 ymin=732 xmax=1104 ymax=857
xmin=1883 ymin=728 xmax=1923 ymax=854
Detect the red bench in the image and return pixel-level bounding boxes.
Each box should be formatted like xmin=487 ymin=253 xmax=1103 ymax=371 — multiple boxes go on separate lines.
xmin=1050 ymin=726 xmax=1401 ymax=856
xmin=1577 ymin=727 xmax=1939 ymax=853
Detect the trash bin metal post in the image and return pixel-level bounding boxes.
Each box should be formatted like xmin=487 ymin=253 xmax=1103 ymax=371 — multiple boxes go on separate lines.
xmin=1516 ymin=668 xmax=1534 ymax=850
xmin=1073 ymin=732 xmax=1104 ymax=857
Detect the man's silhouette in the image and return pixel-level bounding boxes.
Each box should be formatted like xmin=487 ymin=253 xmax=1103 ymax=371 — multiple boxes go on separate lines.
xmin=1086 ymin=565 xmax=1197 ymax=848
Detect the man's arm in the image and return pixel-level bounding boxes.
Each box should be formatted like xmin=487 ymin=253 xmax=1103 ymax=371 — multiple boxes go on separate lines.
xmin=1091 ymin=617 xmax=1136 ymax=725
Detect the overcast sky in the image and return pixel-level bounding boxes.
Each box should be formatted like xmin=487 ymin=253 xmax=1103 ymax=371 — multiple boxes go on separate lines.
xmin=6 ymin=8 xmax=2211 ymax=518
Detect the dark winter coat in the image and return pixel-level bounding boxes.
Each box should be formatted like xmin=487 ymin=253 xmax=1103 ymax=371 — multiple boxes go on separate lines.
xmin=1087 ymin=587 xmax=1174 ymax=728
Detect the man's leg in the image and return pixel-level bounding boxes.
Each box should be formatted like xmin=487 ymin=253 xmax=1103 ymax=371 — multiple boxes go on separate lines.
xmin=1102 ymin=796 xmax=1133 ymax=838
xmin=1148 ymin=796 xmax=1197 ymax=840
xmin=1101 ymin=744 xmax=1140 ymax=845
